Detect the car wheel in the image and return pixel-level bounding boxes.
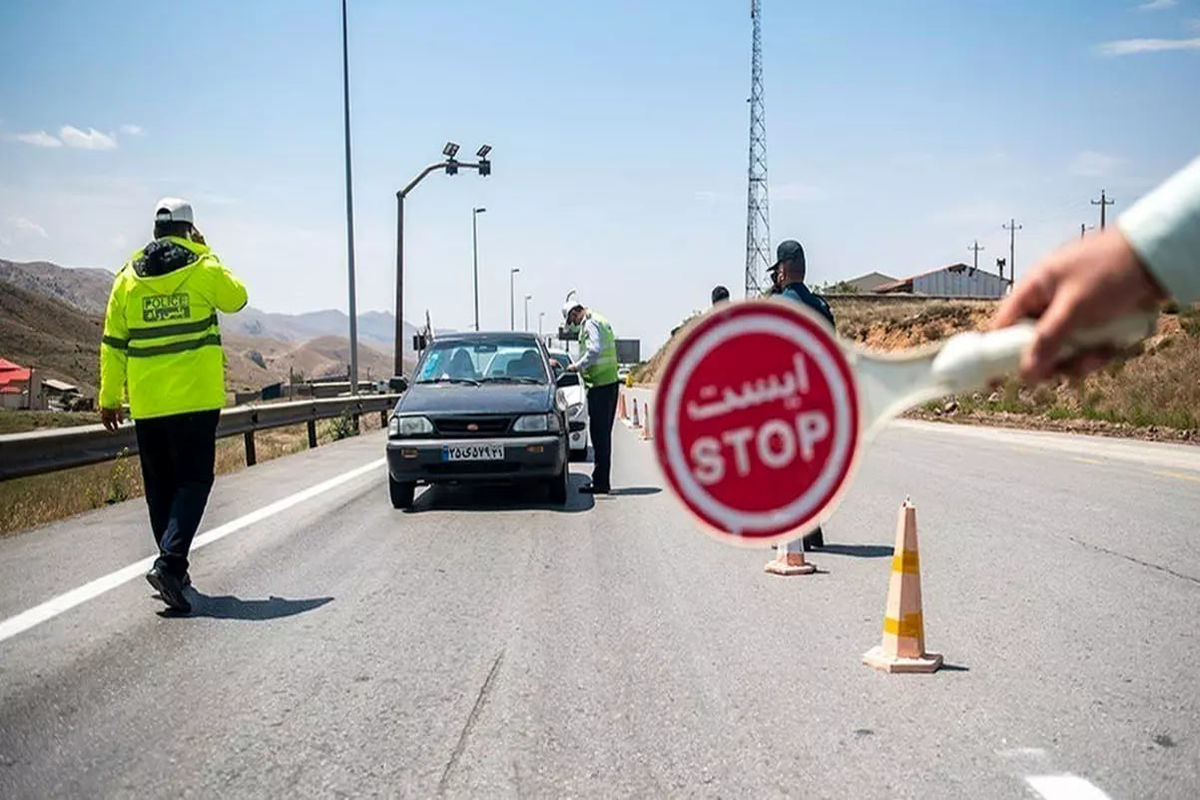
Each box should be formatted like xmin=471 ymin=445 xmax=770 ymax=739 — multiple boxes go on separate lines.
xmin=548 ymin=463 xmax=569 ymax=505
xmin=389 ymin=476 xmax=415 ymax=509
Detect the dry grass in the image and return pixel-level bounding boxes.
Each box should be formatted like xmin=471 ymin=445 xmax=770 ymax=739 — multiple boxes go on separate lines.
xmin=0 ymin=412 xmax=384 ymax=537
xmin=0 ymin=410 xmax=102 ymax=434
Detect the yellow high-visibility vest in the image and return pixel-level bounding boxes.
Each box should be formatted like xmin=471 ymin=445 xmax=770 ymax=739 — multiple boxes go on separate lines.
xmin=99 ymin=236 xmax=247 ymax=419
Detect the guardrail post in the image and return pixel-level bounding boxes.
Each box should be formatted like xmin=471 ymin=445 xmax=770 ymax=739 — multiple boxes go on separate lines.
xmin=307 ymin=420 xmax=318 ymax=448
xmin=380 ymin=410 xmax=387 ymax=427
xmin=244 ymin=431 xmax=257 ymax=466
xmin=353 ymin=413 xmax=361 ymax=435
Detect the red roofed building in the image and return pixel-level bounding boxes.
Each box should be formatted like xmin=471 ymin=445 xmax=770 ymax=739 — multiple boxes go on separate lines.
xmin=0 ymin=358 xmax=38 ymax=409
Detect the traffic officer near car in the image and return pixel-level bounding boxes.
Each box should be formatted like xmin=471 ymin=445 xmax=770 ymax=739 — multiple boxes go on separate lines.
xmin=562 ymin=298 xmax=620 ymax=495
xmin=99 ymin=198 xmax=248 ymax=613
xmin=773 ymin=239 xmax=834 ymax=548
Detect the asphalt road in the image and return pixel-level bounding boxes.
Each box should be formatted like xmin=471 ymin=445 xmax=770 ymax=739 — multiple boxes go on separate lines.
xmin=1 ymin=416 xmax=1199 ymax=798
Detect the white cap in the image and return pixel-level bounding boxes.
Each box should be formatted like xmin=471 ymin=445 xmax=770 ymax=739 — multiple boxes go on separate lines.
xmin=154 ymin=197 xmax=194 ymax=226
xmin=562 ymin=298 xmax=584 ymax=320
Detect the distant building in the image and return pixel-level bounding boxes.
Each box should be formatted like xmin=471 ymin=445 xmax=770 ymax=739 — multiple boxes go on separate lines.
xmin=875 ymin=263 xmax=1008 ymax=298
xmin=842 ymin=272 xmax=897 ymax=293
xmin=0 ymin=358 xmax=35 ymax=410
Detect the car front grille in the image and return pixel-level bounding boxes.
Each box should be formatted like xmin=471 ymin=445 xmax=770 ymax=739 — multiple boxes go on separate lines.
xmin=433 ymin=417 xmax=514 ymax=436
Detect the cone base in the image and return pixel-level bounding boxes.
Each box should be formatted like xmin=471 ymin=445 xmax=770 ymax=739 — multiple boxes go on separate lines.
xmin=861 ymin=645 xmax=943 ymax=673
xmin=763 ymin=560 xmax=817 ymax=575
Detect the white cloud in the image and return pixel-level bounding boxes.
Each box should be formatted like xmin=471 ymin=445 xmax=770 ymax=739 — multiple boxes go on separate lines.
xmin=1137 ymin=0 xmax=1177 ymax=10
xmin=59 ymin=125 xmax=118 ymax=150
xmin=119 ymin=124 xmax=145 ymax=136
xmin=1097 ymin=36 xmax=1200 ymax=55
xmin=8 ymin=217 xmax=48 ymax=238
xmin=11 ymin=130 xmax=62 ymax=148
xmin=1070 ymin=151 xmax=1122 ymax=178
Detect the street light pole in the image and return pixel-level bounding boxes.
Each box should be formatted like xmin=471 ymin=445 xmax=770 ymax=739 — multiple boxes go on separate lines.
xmin=393 ymin=143 xmax=492 ymax=376
xmin=340 ymin=0 xmax=359 ymax=394
xmin=472 ymin=207 xmax=486 ymax=331
xmin=509 ymin=268 xmax=520 ymax=331
xmin=538 ymin=311 xmax=545 ymax=337
xmin=524 ymin=294 xmax=532 ymax=331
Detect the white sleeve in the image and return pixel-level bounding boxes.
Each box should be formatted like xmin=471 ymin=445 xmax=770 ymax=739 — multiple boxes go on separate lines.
xmin=1118 ymin=155 xmax=1200 ymax=304
xmin=571 ymin=318 xmax=603 ymax=371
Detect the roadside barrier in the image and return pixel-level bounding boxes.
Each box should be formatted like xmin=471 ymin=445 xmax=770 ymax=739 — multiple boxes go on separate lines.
xmin=764 ymin=536 xmax=816 ymax=575
xmin=862 ymin=498 xmax=943 ymax=673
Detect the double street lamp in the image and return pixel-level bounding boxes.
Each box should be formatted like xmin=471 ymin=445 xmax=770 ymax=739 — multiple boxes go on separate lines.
xmin=471 ymin=207 xmax=486 ymax=331
xmin=509 ymin=268 xmax=521 ymax=331
xmin=393 ymin=142 xmax=492 ymax=375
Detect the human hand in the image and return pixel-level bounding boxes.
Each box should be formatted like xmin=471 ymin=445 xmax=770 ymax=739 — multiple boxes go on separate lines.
xmin=190 ymin=228 xmax=206 ymax=245
xmin=100 ymin=407 xmax=124 ymax=432
xmin=991 ymin=228 xmax=1165 ymax=381
xmin=566 ymin=364 xmax=579 ymax=373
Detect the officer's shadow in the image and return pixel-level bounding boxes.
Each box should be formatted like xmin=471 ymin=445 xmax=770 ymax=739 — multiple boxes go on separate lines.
xmin=159 ymin=592 xmax=333 ymax=620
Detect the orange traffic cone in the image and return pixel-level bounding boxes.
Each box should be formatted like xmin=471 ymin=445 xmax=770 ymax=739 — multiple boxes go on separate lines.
xmin=862 ymin=498 xmax=942 ymax=673
xmin=618 ymin=392 xmax=628 ymax=421
xmin=640 ymin=401 xmax=653 ymax=440
xmin=764 ymin=536 xmax=816 ymax=575
xmin=630 ymin=398 xmax=641 ymax=429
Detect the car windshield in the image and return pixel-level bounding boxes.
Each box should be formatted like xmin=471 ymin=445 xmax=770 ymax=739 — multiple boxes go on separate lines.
xmin=415 ymin=339 xmax=548 ymax=385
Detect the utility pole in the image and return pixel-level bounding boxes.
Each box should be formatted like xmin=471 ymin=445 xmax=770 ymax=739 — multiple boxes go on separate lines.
xmin=1092 ymin=190 xmax=1114 ymax=230
xmin=743 ymin=0 xmax=770 ymax=297
xmin=340 ymin=0 xmax=359 ymax=394
xmin=1002 ymin=218 xmax=1021 ymax=283
xmin=472 ymin=207 xmax=486 ymax=331
xmin=968 ymin=240 xmax=985 ymax=273
xmin=509 ymin=268 xmax=520 ymax=330
xmin=1080 ymin=223 xmax=1095 ymax=239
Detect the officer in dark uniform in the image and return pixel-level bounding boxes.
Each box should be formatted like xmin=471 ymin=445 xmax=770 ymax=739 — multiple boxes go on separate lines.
xmin=772 ymin=239 xmax=834 ymax=549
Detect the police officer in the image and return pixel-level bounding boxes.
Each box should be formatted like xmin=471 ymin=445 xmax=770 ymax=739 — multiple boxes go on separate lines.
xmin=563 ymin=298 xmax=620 ymax=495
xmin=773 ymin=239 xmax=833 ymax=548
xmin=99 ymin=198 xmax=247 ymax=613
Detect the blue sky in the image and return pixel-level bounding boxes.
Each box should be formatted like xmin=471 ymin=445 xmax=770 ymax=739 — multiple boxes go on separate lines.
xmin=1 ymin=0 xmax=1198 ymax=353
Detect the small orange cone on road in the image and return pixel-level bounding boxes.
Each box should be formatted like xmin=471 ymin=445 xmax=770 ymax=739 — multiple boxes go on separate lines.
xmin=631 ymin=398 xmax=641 ymax=429
xmin=764 ymin=536 xmax=816 ymax=575
xmin=640 ymin=401 xmax=653 ymax=440
xmin=863 ymin=498 xmax=942 ymax=673
xmin=618 ymin=392 xmax=628 ymax=421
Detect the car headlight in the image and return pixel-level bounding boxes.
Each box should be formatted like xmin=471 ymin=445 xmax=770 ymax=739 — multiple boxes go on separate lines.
xmin=390 ymin=415 xmax=433 ymax=437
xmin=567 ymin=402 xmax=585 ymax=419
xmin=513 ymin=413 xmax=562 ymax=433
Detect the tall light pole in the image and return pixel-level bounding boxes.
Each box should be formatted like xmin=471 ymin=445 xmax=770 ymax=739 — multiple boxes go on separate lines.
xmin=509 ymin=268 xmax=520 ymax=330
xmin=524 ymin=294 xmax=533 ymax=331
xmin=340 ymin=0 xmax=359 ymax=393
xmin=471 ymin=207 xmax=486 ymax=331
xmin=538 ymin=311 xmax=545 ymax=337
xmin=394 ymin=143 xmax=492 ymax=375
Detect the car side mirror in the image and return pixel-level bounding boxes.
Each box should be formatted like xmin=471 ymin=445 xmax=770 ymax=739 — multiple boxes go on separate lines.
xmin=388 ymin=375 xmax=409 ymax=393
xmin=556 ymin=372 xmax=579 ymax=388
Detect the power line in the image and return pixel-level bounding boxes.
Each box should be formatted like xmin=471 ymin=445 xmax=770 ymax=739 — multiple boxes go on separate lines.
xmin=1001 ymin=218 xmax=1022 ymax=284
xmin=744 ymin=0 xmax=770 ymax=297
xmin=968 ymin=240 xmax=985 ymax=274
xmin=1091 ymin=190 xmax=1114 ymax=230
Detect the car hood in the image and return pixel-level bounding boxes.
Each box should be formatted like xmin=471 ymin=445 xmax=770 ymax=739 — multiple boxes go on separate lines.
xmin=399 ymin=382 xmax=554 ymax=416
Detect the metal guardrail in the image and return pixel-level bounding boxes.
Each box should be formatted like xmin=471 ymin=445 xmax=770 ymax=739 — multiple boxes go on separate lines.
xmin=0 ymin=395 xmax=401 ymax=481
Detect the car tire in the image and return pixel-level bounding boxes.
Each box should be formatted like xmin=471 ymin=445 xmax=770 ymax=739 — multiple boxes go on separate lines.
xmin=548 ymin=463 xmax=569 ymax=505
xmin=388 ymin=476 xmax=415 ymax=509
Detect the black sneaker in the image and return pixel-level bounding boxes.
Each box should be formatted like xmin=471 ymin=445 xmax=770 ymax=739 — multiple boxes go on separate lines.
xmin=146 ymin=566 xmax=192 ymax=614
xmin=802 ymin=527 xmax=825 ymax=550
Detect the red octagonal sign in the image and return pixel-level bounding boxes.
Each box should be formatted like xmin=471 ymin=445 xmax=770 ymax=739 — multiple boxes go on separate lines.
xmin=653 ymin=300 xmax=860 ymax=546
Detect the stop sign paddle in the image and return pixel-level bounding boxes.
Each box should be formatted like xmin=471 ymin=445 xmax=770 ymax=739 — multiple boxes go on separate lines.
xmin=653 ymin=299 xmax=1155 ymax=547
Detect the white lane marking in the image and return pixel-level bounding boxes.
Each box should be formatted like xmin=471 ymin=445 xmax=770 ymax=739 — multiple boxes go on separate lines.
xmin=0 ymin=457 xmax=386 ymax=645
xmin=1025 ymin=774 xmax=1112 ymax=800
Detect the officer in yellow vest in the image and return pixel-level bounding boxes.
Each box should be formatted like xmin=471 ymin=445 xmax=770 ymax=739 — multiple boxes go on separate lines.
xmin=563 ymin=298 xmax=620 ymax=495
xmin=99 ymin=198 xmax=247 ymax=613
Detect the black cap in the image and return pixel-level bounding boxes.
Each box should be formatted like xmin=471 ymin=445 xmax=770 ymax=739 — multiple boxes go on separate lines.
xmin=775 ymin=239 xmax=805 ymax=267
xmin=711 ymin=285 xmax=730 ymax=304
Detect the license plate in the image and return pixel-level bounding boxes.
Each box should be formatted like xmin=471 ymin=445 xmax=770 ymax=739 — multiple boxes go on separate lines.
xmin=442 ymin=443 xmax=505 ymax=461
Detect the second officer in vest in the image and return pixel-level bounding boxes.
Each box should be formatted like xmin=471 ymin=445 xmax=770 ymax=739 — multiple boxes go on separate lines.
xmin=99 ymin=198 xmax=248 ymax=613
xmin=563 ymin=298 xmax=620 ymax=495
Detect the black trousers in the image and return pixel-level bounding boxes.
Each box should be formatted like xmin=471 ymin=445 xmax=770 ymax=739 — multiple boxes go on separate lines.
xmin=134 ymin=409 xmax=220 ymax=576
xmin=586 ymin=381 xmax=620 ymax=491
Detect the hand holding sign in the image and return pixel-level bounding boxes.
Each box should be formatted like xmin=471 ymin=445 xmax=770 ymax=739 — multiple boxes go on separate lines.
xmin=653 ymin=300 xmax=1155 ymax=547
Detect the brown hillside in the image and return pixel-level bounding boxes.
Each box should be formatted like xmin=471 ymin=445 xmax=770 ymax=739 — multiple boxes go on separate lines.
xmin=0 ymin=280 xmax=105 ymax=393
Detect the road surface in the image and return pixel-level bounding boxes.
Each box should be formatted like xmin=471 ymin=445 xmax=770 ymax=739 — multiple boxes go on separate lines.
xmin=1 ymin=417 xmax=1198 ymax=798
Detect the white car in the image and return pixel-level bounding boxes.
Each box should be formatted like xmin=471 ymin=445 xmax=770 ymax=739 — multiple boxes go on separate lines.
xmin=548 ymin=350 xmax=589 ymax=460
